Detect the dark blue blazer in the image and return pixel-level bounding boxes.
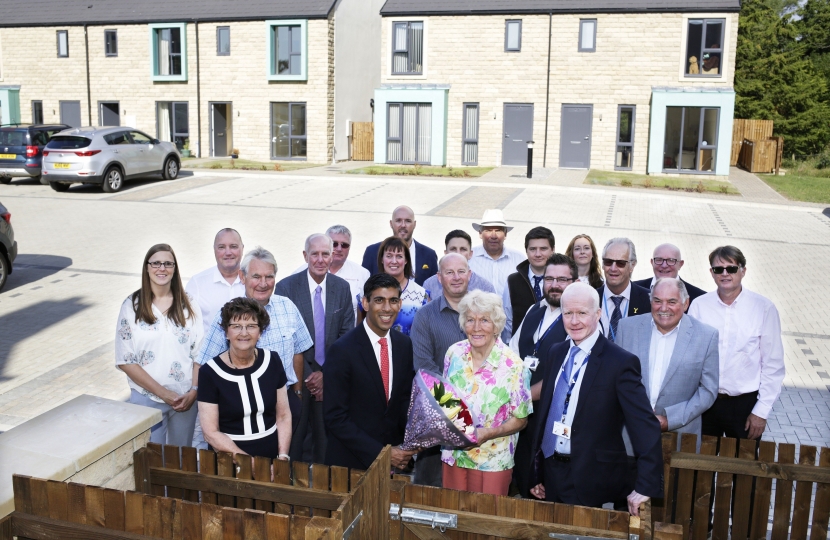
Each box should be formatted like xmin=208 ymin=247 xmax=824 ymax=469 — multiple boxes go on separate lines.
xmin=361 ymin=239 xmax=438 ymax=286
xmin=531 ymin=333 xmax=663 ymax=506
xmin=323 ymin=325 xmax=414 ymax=470
xmin=597 ymin=282 xmax=652 ymax=317
xmin=633 ymin=277 xmax=707 ymax=311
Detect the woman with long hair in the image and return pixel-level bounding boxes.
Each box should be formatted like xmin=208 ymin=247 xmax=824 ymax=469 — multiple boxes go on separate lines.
xmin=115 ymin=244 xmax=203 ymax=446
xmin=565 ymin=234 xmax=604 ymax=288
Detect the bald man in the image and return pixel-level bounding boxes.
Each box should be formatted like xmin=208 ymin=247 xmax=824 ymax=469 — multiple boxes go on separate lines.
xmin=361 ymin=206 xmax=438 ymax=285
xmin=633 ymin=243 xmax=706 ymax=309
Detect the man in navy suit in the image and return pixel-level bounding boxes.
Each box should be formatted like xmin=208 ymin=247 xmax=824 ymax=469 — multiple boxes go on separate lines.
xmin=632 ymin=243 xmax=706 ymax=310
xmin=597 ymin=237 xmax=651 ymax=342
xmin=361 ymin=206 xmax=438 ymax=285
xmin=323 ymin=273 xmax=416 ymax=471
xmin=530 ymin=282 xmax=662 ymax=515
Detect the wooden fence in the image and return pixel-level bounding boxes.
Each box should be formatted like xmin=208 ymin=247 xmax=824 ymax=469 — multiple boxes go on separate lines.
xmin=737 ymin=137 xmax=784 ymax=174
xmin=350 ymin=122 xmax=374 ymax=161
xmin=730 ymin=119 xmax=780 ymax=170
xmin=655 ymin=432 xmax=830 ymax=540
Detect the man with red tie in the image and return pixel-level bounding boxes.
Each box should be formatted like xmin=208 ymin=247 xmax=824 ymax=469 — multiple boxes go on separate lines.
xmin=323 ymin=273 xmax=416 ymax=471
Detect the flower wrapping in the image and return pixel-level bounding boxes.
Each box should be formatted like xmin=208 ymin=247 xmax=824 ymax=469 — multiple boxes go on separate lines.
xmin=400 ymin=370 xmax=478 ymax=451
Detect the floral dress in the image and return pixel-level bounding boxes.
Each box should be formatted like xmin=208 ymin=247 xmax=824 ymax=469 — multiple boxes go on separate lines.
xmin=441 ymin=338 xmax=532 ymax=472
xmin=357 ymin=279 xmax=429 ymax=336
xmin=115 ymin=294 xmax=204 ymax=402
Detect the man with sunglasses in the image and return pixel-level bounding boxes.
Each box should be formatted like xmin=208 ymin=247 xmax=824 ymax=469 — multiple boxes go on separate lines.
xmin=688 ymin=246 xmax=784 ymax=441
xmin=633 ymin=243 xmax=706 ymax=310
xmin=596 ymin=238 xmax=651 ymax=342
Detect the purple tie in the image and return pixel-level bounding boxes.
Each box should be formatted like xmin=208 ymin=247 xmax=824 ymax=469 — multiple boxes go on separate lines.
xmin=313 ymin=285 xmax=326 ymax=366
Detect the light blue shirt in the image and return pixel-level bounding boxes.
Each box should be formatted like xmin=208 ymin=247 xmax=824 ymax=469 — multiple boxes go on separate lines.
xmin=422 ymin=271 xmax=495 ymax=301
xmin=468 ymin=245 xmax=525 ymax=297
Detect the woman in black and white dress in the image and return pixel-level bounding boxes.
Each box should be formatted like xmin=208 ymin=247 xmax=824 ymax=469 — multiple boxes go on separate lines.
xmin=197 ymin=297 xmax=292 ymax=460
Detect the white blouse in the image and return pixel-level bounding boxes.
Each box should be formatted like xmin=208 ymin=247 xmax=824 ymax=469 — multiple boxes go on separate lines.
xmin=115 ymin=294 xmax=204 ymax=403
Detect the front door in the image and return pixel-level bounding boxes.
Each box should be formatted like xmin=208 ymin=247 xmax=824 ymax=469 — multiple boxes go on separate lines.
xmin=559 ymin=105 xmax=593 ymax=169
xmin=60 ymin=101 xmax=82 ymax=128
xmin=100 ymin=102 xmax=120 ymax=126
xmin=502 ymin=104 xmax=534 ymax=166
xmin=211 ymin=103 xmax=231 ymax=157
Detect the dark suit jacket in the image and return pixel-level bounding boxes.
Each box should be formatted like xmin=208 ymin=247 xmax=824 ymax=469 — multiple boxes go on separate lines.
xmin=275 ymin=271 xmax=355 ymax=377
xmin=632 ymin=277 xmax=707 ymax=311
xmin=597 ymin=283 xmax=652 ymax=318
xmin=507 ymin=260 xmax=538 ymax=336
xmin=532 ymin=333 xmax=663 ymax=506
xmin=323 ymin=325 xmax=414 ymax=470
xmin=361 ymin=239 xmax=438 ymax=286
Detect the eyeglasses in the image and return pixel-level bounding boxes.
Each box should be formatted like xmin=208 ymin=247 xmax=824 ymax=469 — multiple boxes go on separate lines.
xmin=228 ymin=324 xmax=260 ymax=333
xmin=602 ymin=258 xmax=629 ymax=268
xmin=711 ymin=265 xmax=742 ymax=274
xmin=148 ymin=261 xmax=176 ymax=269
xmin=653 ymin=257 xmax=679 ymax=266
xmin=543 ymin=277 xmax=574 ymax=284
xmin=332 ymin=241 xmax=351 ymax=249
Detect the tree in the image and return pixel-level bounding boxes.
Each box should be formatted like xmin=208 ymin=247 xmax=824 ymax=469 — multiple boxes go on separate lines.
xmin=797 ymin=0 xmax=830 ymax=92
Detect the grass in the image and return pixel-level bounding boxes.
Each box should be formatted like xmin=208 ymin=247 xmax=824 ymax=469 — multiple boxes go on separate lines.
xmin=585 ymin=169 xmax=740 ymax=195
xmin=186 ymin=159 xmax=324 ymax=172
xmin=758 ymin=173 xmax=830 ymax=204
xmin=345 ymin=164 xmax=494 ymax=178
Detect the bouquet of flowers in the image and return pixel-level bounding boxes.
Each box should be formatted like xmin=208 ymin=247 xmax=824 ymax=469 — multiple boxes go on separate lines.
xmin=400 ymin=370 xmax=479 ymax=451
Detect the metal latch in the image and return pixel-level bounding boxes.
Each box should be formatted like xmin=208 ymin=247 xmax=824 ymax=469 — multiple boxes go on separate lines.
xmin=342 ymin=510 xmax=362 ymax=540
xmin=549 ymin=535 xmax=638 ymax=540
xmin=389 ymin=503 xmax=458 ymax=532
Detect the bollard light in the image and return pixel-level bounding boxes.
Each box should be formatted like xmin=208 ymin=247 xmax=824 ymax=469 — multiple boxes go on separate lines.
xmin=526 ymin=141 xmax=535 ymax=179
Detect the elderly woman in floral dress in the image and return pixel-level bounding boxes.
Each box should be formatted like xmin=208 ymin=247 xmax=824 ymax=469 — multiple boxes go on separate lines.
xmin=441 ymin=290 xmax=532 ymax=496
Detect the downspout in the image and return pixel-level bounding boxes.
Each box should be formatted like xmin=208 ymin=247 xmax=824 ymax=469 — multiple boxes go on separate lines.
xmin=84 ymin=24 xmax=92 ymax=125
xmin=543 ymin=11 xmax=552 ymax=167
xmin=195 ymin=20 xmax=202 ymax=158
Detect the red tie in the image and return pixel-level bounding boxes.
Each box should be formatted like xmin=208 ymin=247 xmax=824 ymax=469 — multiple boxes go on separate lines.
xmin=379 ymin=337 xmax=390 ymax=403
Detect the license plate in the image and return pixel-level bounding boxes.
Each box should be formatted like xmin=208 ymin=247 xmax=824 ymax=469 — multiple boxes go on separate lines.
xmin=0 ymin=154 xmax=15 ymax=159
xmin=53 ymin=163 xmax=71 ymax=169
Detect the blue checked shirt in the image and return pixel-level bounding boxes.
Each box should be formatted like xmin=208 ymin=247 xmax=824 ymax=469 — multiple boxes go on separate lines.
xmin=197 ymin=295 xmax=313 ymax=385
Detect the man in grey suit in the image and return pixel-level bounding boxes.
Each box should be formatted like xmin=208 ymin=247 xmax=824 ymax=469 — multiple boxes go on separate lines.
xmin=617 ymin=278 xmax=719 ymax=443
xmin=275 ymin=233 xmax=355 ymax=462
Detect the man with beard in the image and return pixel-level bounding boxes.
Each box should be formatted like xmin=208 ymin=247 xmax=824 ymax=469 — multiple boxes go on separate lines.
xmin=509 ymin=253 xmax=577 ymax=497
xmin=361 ymin=206 xmax=438 ymax=285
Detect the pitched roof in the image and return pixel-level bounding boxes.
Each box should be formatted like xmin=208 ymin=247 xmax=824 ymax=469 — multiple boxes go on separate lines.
xmin=0 ymin=0 xmax=336 ymax=27
xmin=380 ymin=0 xmax=741 ymax=16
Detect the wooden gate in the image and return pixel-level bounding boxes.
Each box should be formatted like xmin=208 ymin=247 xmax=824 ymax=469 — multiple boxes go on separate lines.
xmin=351 ymin=122 xmax=374 ymax=161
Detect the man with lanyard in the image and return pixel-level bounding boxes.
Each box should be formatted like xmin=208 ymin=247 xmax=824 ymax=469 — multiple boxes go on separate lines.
xmin=597 ymin=238 xmax=651 ymax=342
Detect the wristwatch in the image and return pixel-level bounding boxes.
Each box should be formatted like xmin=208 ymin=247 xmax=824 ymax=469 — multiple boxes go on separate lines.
xmin=294 ymin=389 xmax=302 ymax=396
xmin=188 ymin=385 xmax=198 ymax=392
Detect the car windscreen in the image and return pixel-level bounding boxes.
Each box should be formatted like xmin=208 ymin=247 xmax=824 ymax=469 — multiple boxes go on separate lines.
xmin=0 ymin=131 xmax=28 ymax=146
xmin=46 ymin=136 xmax=92 ymax=150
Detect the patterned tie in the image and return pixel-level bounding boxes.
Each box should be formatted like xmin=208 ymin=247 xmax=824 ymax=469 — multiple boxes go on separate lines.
xmin=379 ymin=337 xmax=390 ymax=403
xmin=532 ymin=275 xmax=544 ymax=302
xmin=313 ymin=286 xmax=326 ymax=366
xmin=541 ymin=346 xmax=581 ymax=457
xmin=609 ymin=296 xmax=624 ymax=342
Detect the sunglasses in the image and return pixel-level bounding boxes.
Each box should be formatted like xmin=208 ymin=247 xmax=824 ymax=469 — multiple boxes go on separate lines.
xmin=711 ymin=265 xmax=742 ymax=274
xmin=602 ymin=258 xmax=629 ymax=268
xmin=332 ymin=241 xmax=351 ymax=249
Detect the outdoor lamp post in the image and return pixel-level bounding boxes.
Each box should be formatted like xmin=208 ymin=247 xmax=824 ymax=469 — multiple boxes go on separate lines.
xmin=526 ymin=141 xmax=534 ymax=179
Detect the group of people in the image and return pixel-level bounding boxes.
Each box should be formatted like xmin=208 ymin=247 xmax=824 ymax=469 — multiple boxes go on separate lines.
xmin=114 ymin=205 xmax=785 ymax=515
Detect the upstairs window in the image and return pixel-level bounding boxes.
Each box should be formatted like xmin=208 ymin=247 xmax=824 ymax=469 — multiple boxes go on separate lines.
xmin=686 ymin=19 xmax=724 ymax=76
xmin=505 ymin=20 xmax=522 ymax=52
xmin=267 ymin=20 xmax=307 ymax=81
xmin=57 ymin=30 xmax=69 ymax=57
xmin=150 ymin=24 xmax=188 ymax=81
xmin=105 ymin=30 xmax=118 ymax=57
xmin=217 ymin=26 xmax=230 ymax=56
xmin=579 ymin=19 xmax=596 ymax=52
xmin=392 ymin=21 xmax=423 ymax=75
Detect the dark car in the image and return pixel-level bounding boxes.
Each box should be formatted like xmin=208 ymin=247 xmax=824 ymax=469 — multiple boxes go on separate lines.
xmin=0 ymin=200 xmax=16 ymax=291
xmin=0 ymin=124 xmax=72 ymax=185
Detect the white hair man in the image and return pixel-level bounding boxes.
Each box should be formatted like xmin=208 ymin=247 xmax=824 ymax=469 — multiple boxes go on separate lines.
xmin=597 ymin=237 xmax=651 ymax=342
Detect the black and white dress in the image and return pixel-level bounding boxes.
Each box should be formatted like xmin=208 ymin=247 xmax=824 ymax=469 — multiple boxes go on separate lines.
xmin=197 ymin=349 xmax=287 ymax=459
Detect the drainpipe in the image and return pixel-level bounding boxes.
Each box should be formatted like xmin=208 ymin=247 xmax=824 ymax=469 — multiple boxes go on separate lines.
xmin=84 ymin=24 xmax=92 ymax=125
xmin=195 ymin=20 xmax=202 ymax=158
xmin=543 ymin=11 xmax=552 ymax=168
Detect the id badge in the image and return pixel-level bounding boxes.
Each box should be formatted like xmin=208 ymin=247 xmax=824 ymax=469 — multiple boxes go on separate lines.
xmin=523 ymin=355 xmax=540 ymax=371
xmin=552 ymin=421 xmax=571 ymax=439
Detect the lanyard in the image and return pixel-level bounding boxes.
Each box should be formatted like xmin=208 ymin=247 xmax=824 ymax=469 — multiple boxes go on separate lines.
xmin=532 ymin=313 xmax=561 ymax=357
xmin=602 ymin=295 xmax=625 ymax=341
xmin=560 ymin=353 xmax=590 ymax=423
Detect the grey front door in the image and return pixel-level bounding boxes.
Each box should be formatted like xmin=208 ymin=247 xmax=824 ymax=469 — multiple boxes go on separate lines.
xmin=100 ymin=102 xmax=120 ymax=126
xmin=60 ymin=101 xmax=82 ymax=128
xmin=211 ymin=103 xmax=230 ymax=157
xmin=502 ymin=103 xmax=533 ymax=166
xmin=559 ymin=105 xmax=593 ymax=169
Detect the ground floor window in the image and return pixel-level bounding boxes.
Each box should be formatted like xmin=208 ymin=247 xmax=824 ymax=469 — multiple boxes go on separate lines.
xmin=662 ymin=106 xmax=719 ymax=173
xmin=387 ymin=103 xmax=431 ymax=164
xmin=156 ymin=102 xmax=189 ymax=150
xmin=615 ymin=105 xmax=635 ymax=170
xmin=462 ymin=103 xmax=479 ymax=165
xmin=271 ymin=102 xmax=306 ymax=159
xmin=32 ymin=101 xmax=44 ymax=124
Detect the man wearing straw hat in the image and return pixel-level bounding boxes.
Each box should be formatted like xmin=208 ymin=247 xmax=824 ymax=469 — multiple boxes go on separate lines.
xmin=468 ymin=209 xmax=525 ymax=298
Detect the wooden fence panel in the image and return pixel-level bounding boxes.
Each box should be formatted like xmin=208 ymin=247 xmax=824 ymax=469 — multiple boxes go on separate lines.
xmin=180 ymin=446 xmax=199 ymax=503
xmin=198 ymin=449 xmax=218 ymax=505
xmin=294 ymin=461 xmax=312 ymax=517
xmin=791 ymin=445 xmax=818 ymax=540
xmin=731 ymin=439 xmax=758 ymax=540
xmin=690 ymin=436 xmax=718 ymax=540
xmin=733 ymin=119 xmax=774 ymax=141
xmin=748 ymin=441 xmax=775 ymax=540
xmin=235 ymin=455 xmax=254 ymax=510
xmin=253 ymin=456 xmax=274 ymax=513
xmin=674 ymin=434 xmax=697 ymax=539
xmin=351 ymin=122 xmax=374 ymax=161
xmin=712 ymin=437 xmax=737 ymax=540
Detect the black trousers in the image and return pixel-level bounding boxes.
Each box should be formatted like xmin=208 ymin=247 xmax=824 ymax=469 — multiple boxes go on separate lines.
xmin=289 ymin=384 xmax=327 ymax=463
xmin=702 ymin=391 xmax=759 ymax=440
xmin=543 ymin=456 xmax=579 ymax=504
xmin=412 ymin=446 xmax=443 ymax=487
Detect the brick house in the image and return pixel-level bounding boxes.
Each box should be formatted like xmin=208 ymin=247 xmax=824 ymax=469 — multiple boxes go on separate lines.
xmin=373 ymin=0 xmax=740 ymax=177
xmin=0 ymin=0 xmax=383 ymax=163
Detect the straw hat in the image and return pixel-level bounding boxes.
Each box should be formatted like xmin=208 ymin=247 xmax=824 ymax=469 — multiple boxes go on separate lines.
xmin=472 ymin=209 xmax=514 ymax=233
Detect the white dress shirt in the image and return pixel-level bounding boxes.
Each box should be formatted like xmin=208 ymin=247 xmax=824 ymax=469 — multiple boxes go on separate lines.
xmin=688 ymin=288 xmax=785 ymax=419
xmin=294 ymin=259 xmax=369 ymax=322
xmin=307 ymin=272 xmax=327 ymax=306
xmin=600 ymin=282 xmax=631 ymax=339
xmin=509 ymin=299 xmax=561 ymax=356
xmin=648 ymin=319 xmax=681 ymax=409
xmin=364 ymin=319 xmax=394 ymax=399
xmin=185 ymin=266 xmax=246 ymax=333
xmin=468 ymin=245 xmax=525 ymax=297
xmin=551 ymin=327 xmax=601 ymax=454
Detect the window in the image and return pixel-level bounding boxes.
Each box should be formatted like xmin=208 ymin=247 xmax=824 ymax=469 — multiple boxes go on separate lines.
xmin=662 ymin=106 xmax=719 ymax=173
xmin=157 ymin=102 xmax=189 ymax=150
xmin=686 ymin=19 xmax=724 ymax=76
xmin=149 ymin=23 xmax=187 ymax=81
xmin=32 ymin=101 xmax=43 ymax=124
xmin=392 ymin=22 xmax=423 ymax=75
xmin=267 ymin=20 xmax=307 ymax=81
xmin=105 ymin=30 xmax=118 ymax=57
xmin=217 ymin=26 xmax=230 ymax=56
xmin=271 ymin=102 xmax=306 ymax=159
xmin=505 ymin=20 xmax=522 ymax=52
xmin=462 ymin=103 xmax=479 ymax=165
xmin=387 ymin=103 xmax=431 ymax=164
xmin=57 ymin=30 xmax=69 ymax=57
xmin=615 ymin=106 xmax=635 ymax=170
xmin=103 ymin=131 xmax=131 ymax=145
xmin=130 ymin=130 xmax=153 ymax=144
xmin=578 ymin=19 xmax=596 ymax=52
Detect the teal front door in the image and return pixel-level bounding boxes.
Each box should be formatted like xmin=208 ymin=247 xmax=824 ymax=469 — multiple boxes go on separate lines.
xmin=0 ymin=87 xmax=21 ymax=126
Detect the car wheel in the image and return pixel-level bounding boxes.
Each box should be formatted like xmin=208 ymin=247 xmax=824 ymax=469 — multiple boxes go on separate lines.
xmin=163 ymin=157 xmax=179 ymax=180
xmin=50 ymin=182 xmax=70 ymax=192
xmin=38 ymin=175 xmax=49 ymax=185
xmin=0 ymin=252 xmax=8 ymax=291
xmin=0 ymin=177 xmax=10 ymax=185
xmin=102 ymin=167 xmax=124 ymax=193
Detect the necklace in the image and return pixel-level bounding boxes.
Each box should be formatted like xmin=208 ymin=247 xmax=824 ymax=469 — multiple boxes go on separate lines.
xmin=228 ymin=349 xmax=255 ymax=369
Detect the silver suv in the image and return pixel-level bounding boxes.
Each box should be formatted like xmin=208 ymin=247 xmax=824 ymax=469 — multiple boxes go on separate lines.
xmin=42 ymin=127 xmax=181 ymax=193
